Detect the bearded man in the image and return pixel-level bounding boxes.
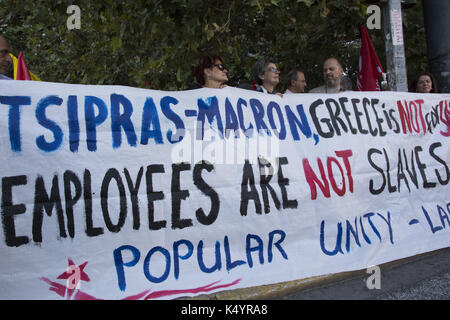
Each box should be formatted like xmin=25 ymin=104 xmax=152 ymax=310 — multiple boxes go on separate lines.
xmin=309 ymin=57 xmax=344 ymax=93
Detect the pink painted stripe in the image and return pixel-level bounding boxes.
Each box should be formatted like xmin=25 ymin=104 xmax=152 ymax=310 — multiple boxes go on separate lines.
xmin=144 ymin=278 xmax=242 ymax=299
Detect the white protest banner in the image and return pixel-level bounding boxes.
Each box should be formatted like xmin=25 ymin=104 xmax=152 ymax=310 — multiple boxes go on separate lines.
xmin=0 ymin=81 xmax=449 ymax=300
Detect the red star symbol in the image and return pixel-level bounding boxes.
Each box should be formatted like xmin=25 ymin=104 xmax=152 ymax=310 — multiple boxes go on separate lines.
xmin=57 ymin=258 xmax=90 ymax=282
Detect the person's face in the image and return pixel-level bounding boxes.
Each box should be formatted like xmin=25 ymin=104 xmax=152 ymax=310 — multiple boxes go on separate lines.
xmin=416 ymin=75 xmax=432 ymax=93
xmin=261 ymin=62 xmax=280 ymax=86
xmin=323 ymin=58 xmax=343 ymax=87
xmin=0 ymin=36 xmax=12 ymax=74
xmin=291 ymin=72 xmax=307 ymax=93
xmin=205 ymin=59 xmax=228 ymax=84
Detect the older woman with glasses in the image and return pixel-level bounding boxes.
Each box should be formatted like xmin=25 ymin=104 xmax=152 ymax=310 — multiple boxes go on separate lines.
xmin=193 ymin=55 xmax=228 ymax=89
xmin=251 ymin=57 xmax=282 ymax=96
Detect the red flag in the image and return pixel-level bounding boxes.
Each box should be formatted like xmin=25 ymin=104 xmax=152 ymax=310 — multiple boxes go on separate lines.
xmin=357 ymin=26 xmax=383 ymax=91
xmin=16 ymin=51 xmax=31 ymax=80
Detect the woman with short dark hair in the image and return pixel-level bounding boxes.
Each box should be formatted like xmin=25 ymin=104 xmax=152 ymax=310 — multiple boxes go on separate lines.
xmin=193 ymin=55 xmax=228 ymax=88
xmin=251 ymin=57 xmax=282 ymax=96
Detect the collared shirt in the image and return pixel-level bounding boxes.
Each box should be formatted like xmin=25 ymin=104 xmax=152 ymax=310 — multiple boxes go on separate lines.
xmin=284 ymin=89 xmax=295 ymax=95
xmin=0 ymin=74 xmax=12 ymax=80
xmin=256 ymin=85 xmax=277 ymax=94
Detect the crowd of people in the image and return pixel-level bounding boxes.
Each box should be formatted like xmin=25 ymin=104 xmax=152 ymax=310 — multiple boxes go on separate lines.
xmin=192 ymin=53 xmax=440 ymax=95
xmin=0 ymin=33 xmax=439 ymax=94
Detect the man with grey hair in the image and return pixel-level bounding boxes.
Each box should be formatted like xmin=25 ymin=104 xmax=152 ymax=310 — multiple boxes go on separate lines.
xmin=251 ymin=57 xmax=282 ymax=96
xmin=309 ymin=57 xmax=344 ymax=93
xmin=284 ymin=69 xmax=307 ymax=94
xmin=0 ymin=34 xmax=13 ymax=80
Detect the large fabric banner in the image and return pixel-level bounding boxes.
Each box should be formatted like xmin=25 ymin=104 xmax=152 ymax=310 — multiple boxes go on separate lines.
xmin=0 ymin=81 xmax=449 ymax=300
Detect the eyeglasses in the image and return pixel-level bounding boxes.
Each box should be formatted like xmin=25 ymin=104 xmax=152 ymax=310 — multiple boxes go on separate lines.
xmin=214 ymin=63 xmax=226 ymax=71
xmin=266 ymin=66 xmax=280 ymax=73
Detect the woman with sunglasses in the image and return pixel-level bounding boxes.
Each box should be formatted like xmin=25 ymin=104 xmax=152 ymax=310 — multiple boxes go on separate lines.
xmin=193 ymin=55 xmax=228 ymax=89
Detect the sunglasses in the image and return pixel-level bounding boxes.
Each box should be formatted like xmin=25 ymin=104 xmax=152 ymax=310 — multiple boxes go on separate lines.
xmin=214 ymin=63 xmax=227 ymax=71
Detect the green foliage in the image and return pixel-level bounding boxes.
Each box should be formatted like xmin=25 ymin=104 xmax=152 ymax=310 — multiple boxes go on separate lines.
xmin=0 ymin=0 xmax=428 ymax=91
